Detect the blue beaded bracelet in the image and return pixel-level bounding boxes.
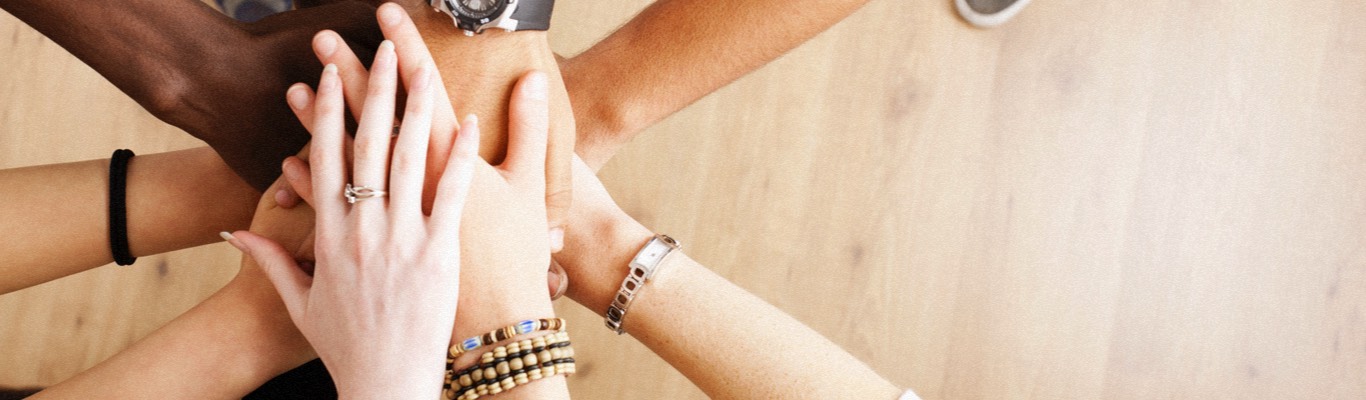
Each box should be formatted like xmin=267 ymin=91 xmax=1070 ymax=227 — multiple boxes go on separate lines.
xmin=449 ymin=318 xmax=565 ymax=358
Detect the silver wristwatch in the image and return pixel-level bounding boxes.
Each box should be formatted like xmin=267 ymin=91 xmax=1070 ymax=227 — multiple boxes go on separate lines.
xmin=429 ymin=0 xmax=556 ymax=36
xmin=604 ymin=234 xmax=681 ymax=334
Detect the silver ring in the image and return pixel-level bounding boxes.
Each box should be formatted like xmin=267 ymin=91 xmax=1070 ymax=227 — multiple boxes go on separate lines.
xmin=344 ymin=183 xmax=387 ymax=204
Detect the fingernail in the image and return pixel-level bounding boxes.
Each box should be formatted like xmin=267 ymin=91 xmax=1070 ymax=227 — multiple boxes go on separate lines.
xmin=286 ymin=85 xmax=309 ymax=110
xmin=315 ymin=34 xmax=337 ymax=57
xmin=380 ymin=40 xmax=394 ymax=52
xmin=323 ymin=63 xmax=338 ymax=75
xmin=220 ymin=231 xmax=245 ymax=251
xmin=379 ymin=5 xmax=403 ymax=26
xmin=549 ymin=228 xmax=564 ymax=252
xmin=465 ymin=114 xmax=479 ymax=127
xmin=274 ymin=188 xmax=295 ymax=208
xmin=549 ymin=261 xmax=569 ymax=300
xmin=523 ymin=72 xmax=548 ymax=101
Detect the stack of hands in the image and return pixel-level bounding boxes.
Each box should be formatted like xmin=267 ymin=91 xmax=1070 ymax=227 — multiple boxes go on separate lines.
xmin=2 ymin=0 xmax=911 ymax=398
xmin=224 ymin=6 xmax=579 ymax=397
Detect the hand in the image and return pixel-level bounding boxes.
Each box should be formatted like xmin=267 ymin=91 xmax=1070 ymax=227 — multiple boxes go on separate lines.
xmin=277 ymin=4 xmax=569 ymax=298
xmin=170 ymin=1 xmax=384 ymax=190
xmin=226 ymin=42 xmax=473 ymax=397
xmin=279 ymin=69 xmax=562 ymax=355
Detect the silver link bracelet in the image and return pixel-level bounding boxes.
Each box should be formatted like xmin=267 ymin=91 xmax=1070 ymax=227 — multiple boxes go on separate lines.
xmin=604 ymin=234 xmax=681 ymax=334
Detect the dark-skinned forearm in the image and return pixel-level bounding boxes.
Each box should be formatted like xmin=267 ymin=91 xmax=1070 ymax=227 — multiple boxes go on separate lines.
xmin=0 ymin=0 xmax=235 ymax=119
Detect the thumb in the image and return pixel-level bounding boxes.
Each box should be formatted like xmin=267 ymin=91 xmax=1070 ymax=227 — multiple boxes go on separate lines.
xmin=222 ymin=231 xmax=312 ymax=322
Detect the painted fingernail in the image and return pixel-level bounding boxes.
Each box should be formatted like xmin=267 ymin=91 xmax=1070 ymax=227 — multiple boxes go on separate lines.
xmin=379 ymin=4 xmax=403 ymax=26
xmin=286 ymin=85 xmax=309 ymax=110
xmin=315 ymin=34 xmax=337 ymax=57
xmin=220 ymin=231 xmax=245 ymax=251
xmin=523 ymin=72 xmax=548 ymax=101
xmin=380 ymin=40 xmax=394 ymax=52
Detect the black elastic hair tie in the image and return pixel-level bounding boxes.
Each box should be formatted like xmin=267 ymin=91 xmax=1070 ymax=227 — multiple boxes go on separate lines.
xmin=109 ymin=149 xmax=136 ymax=266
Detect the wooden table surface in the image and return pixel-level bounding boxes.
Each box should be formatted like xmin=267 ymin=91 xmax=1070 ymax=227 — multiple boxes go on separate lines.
xmin=2 ymin=0 xmax=1364 ymax=398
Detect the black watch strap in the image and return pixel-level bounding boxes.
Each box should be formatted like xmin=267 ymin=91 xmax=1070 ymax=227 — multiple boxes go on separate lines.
xmin=510 ymin=0 xmax=555 ymax=31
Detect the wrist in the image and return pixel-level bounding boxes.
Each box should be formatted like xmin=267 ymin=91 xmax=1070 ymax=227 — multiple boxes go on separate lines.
xmin=559 ymin=212 xmax=655 ymax=313
xmin=411 ymin=8 xmax=561 ymax=161
xmin=412 ymin=7 xmax=553 ymax=69
xmin=211 ymin=269 xmax=318 ymax=386
xmin=336 ymin=373 xmax=442 ymax=400
xmin=451 ymin=274 xmax=558 ymax=347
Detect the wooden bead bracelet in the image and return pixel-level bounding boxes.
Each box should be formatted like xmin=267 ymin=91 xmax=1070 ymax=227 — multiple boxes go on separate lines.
xmin=443 ymin=331 xmax=576 ymax=400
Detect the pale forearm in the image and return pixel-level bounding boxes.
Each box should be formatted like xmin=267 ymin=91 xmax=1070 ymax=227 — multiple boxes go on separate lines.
xmin=559 ymin=214 xmax=899 ymax=399
xmin=0 ymin=147 xmax=257 ymax=294
xmin=33 ymin=265 xmax=313 ymax=399
xmin=631 ymin=255 xmax=901 ymax=399
xmin=562 ymin=0 xmax=872 ymax=170
xmin=126 ymin=147 xmax=261 ymax=256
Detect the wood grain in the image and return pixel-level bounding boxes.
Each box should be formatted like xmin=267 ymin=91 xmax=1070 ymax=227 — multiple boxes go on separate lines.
xmin=2 ymin=0 xmax=1364 ymax=398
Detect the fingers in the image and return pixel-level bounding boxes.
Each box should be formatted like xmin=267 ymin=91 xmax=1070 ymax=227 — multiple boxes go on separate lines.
xmin=313 ymin=30 xmax=370 ymax=118
xmin=349 ymin=41 xmax=398 ymax=216
xmin=224 ymin=231 xmax=312 ymax=324
xmin=389 ymin=66 xmax=435 ymax=222
xmin=430 ymin=115 xmax=481 ymax=242
xmin=375 ymin=3 xmax=443 ymax=96
xmin=375 ymin=2 xmax=459 ymax=166
xmin=545 ymin=175 xmax=572 ymax=233
xmin=501 ymin=71 xmax=550 ymax=183
xmin=544 ymin=79 xmax=573 ymax=230
xmin=282 ymin=156 xmax=316 ymax=207
xmin=310 ymin=64 xmax=348 ymax=222
xmin=286 ymin=83 xmax=316 ymax=131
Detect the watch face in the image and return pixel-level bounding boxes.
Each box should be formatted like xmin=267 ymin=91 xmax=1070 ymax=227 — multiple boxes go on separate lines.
xmin=451 ymin=0 xmax=507 ymax=20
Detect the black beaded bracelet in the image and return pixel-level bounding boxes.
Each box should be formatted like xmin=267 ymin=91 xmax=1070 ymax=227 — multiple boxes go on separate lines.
xmin=108 ymin=149 xmax=136 ymax=266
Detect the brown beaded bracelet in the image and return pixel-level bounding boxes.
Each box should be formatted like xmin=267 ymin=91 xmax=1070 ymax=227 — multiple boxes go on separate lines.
xmin=445 ymin=332 xmax=571 ymax=388
xmin=443 ymin=331 xmax=576 ymax=400
xmin=449 ymin=318 xmax=565 ymax=359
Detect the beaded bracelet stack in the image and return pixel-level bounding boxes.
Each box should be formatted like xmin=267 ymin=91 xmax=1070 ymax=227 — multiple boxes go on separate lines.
xmin=443 ymin=331 xmax=577 ymax=400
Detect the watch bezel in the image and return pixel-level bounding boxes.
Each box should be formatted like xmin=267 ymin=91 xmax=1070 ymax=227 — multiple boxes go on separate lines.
xmin=442 ymin=0 xmax=513 ymax=33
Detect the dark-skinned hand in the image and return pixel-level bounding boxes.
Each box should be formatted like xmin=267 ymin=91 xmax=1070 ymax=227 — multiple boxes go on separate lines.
xmin=0 ymin=0 xmax=383 ymax=190
xmin=173 ymin=2 xmax=385 ymax=190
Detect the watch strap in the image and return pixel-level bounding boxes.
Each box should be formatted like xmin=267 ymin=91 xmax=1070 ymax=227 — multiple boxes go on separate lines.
xmin=509 ymin=0 xmax=555 ymax=31
xmin=604 ymin=234 xmax=680 ymax=334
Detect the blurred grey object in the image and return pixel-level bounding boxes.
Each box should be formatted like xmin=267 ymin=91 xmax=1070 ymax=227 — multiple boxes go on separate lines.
xmin=216 ymin=0 xmax=293 ymax=22
xmin=956 ymin=0 xmax=1033 ymax=28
